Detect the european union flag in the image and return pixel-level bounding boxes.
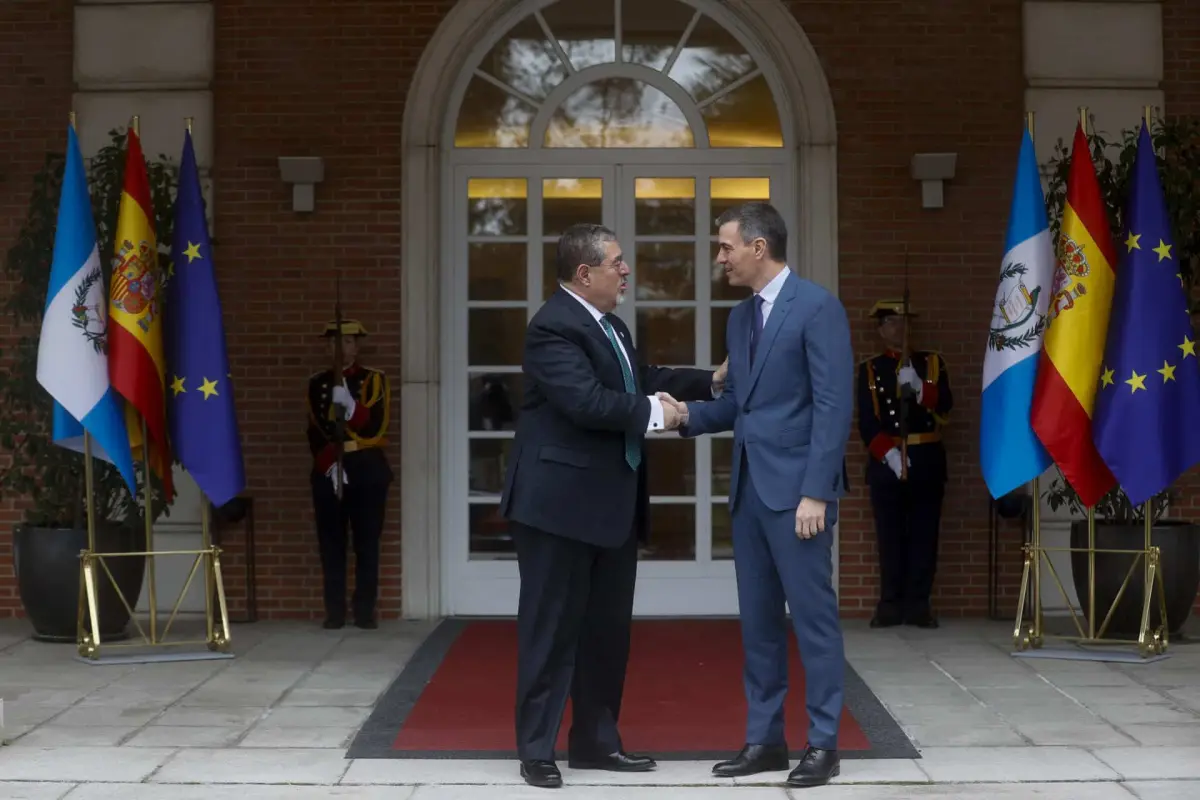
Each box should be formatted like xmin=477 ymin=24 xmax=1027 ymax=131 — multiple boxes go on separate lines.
xmin=164 ymin=130 xmax=246 ymax=507
xmin=1092 ymin=121 xmax=1200 ymax=507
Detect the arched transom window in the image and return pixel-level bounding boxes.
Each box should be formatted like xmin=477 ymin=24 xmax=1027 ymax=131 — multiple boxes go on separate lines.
xmin=453 ymin=0 xmax=786 ymax=149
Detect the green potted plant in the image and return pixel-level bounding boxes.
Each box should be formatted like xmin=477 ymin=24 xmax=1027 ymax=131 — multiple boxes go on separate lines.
xmin=1039 ymin=114 xmax=1200 ymax=639
xmin=0 ymin=128 xmax=177 ymax=642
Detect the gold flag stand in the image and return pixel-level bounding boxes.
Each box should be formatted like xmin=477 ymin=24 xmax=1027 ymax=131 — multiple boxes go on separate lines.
xmin=74 ymin=114 xmax=233 ymax=665
xmin=1011 ymin=106 xmax=1170 ymax=662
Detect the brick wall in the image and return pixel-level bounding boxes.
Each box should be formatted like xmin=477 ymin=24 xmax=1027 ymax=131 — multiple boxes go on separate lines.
xmin=1 ymin=0 xmax=1196 ymax=622
xmin=0 ymin=0 xmax=75 ymax=616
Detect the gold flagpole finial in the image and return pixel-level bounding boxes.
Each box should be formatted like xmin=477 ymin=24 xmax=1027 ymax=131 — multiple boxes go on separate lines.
xmin=130 ymin=115 xmax=140 ymax=136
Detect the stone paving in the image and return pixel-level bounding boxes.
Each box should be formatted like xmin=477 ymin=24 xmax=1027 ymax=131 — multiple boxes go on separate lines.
xmin=0 ymin=616 xmax=1198 ymax=798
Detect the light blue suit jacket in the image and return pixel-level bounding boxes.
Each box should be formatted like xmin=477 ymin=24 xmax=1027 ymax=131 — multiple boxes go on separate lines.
xmin=682 ymin=269 xmax=854 ymax=512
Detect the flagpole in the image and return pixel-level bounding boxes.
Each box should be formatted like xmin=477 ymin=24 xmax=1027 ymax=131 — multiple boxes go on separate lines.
xmin=1025 ymin=109 xmax=1043 ymax=645
xmin=1075 ymin=104 xmax=1099 ymax=640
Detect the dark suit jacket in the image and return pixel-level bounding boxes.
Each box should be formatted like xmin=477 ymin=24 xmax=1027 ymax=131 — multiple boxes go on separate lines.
xmin=500 ymin=287 xmax=715 ymax=548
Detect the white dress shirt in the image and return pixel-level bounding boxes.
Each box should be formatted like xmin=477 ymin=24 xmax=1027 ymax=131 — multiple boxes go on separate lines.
xmin=755 ymin=266 xmax=790 ymax=325
xmin=560 ymin=285 xmax=667 ymax=433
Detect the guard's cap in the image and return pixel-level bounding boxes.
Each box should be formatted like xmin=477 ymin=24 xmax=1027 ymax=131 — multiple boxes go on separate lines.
xmin=322 ymin=319 xmax=368 ymax=337
xmin=869 ymin=299 xmax=918 ymax=320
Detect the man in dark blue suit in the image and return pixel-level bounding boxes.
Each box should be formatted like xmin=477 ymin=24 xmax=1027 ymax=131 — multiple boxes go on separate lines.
xmin=500 ymin=223 xmax=724 ymax=789
xmin=665 ymin=202 xmax=853 ymax=788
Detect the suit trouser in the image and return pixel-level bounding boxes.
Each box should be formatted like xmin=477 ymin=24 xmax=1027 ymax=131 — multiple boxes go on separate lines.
xmin=732 ymin=459 xmax=845 ymax=750
xmin=512 ymin=521 xmax=637 ymax=762
xmin=869 ymin=480 xmax=944 ymax=620
xmin=311 ymin=472 xmax=388 ymax=620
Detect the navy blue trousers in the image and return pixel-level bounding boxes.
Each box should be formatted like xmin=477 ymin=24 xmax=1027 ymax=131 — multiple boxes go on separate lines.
xmin=731 ymin=461 xmax=845 ymax=750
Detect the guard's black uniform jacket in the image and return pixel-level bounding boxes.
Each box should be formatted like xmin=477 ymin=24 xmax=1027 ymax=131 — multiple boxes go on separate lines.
xmin=306 ymin=363 xmax=393 ymax=626
xmin=857 ymin=348 xmax=953 ymax=627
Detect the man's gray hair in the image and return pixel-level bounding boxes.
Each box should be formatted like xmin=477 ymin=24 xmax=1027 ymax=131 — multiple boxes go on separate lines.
xmin=556 ymin=223 xmax=618 ymax=282
xmin=715 ymin=201 xmax=788 ymax=261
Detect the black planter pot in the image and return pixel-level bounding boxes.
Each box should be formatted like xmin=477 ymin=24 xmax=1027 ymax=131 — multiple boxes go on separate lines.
xmin=1069 ymin=520 xmax=1200 ymax=639
xmin=13 ymin=523 xmax=147 ymax=643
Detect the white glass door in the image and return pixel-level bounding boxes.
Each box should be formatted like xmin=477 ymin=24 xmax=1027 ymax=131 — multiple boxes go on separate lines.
xmin=443 ymin=161 xmax=787 ymax=616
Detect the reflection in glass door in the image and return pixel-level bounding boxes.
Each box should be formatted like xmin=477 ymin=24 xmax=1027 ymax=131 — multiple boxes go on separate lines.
xmin=447 ymin=164 xmax=783 ymax=615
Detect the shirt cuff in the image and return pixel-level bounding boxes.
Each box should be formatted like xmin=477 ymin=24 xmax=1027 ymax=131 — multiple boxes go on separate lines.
xmin=645 ymin=395 xmax=665 ymax=433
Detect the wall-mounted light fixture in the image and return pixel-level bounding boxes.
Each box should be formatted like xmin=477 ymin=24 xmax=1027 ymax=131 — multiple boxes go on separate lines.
xmin=910 ymin=152 xmax=957 ymax=209
xmin=277 ymin=156 xmax=325 ymax=212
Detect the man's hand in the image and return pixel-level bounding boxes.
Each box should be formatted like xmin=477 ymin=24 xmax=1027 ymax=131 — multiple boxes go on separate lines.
xmin=332 ymin=384 xmax=357 ymax=420
xmin=795 ymin=497 xmax=827 ymax=539
xmin=883 ymin=447 xmax=910 ymax=479
xmin=325 ymin=462 xmax=349 ymax=490
xmin=712 ymin=356 xmax=729 ymax=395
xmin=656 ymin=392 xmax=688 ymax=430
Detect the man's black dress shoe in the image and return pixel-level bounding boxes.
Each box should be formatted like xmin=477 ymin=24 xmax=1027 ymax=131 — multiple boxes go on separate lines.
xmin=568 ymin=752 xmax=656 ymax=772
xmin=712 ymin=743 xmax=790 ymax=777
xmin=520 ymin=759 xmax=563 ymax=788
xmin=786 ymin=746 xmax=840 ymax=787
xmin=322 ymin=616 xmax=344 ymax=630
xmin=354 ymin=617 xmax=378 ymax=630
xmin=905 ymin=614 xmax=939 ymax=629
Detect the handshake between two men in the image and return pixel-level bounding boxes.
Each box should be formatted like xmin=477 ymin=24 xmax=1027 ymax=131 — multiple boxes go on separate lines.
xmin=655 ymin=356 xmax=724 ymax=431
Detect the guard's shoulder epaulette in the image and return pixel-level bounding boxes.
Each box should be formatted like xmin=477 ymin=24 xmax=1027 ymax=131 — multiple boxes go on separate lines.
xmin=915 ymin=349 xmax=942 ymax=358
xmin=309 ymin=369 xmax=330 ymax=382
xmin=358 ymin=365 xmax=385 ymax=376
xmin=860 ymin=352 xmax=888 ymax=366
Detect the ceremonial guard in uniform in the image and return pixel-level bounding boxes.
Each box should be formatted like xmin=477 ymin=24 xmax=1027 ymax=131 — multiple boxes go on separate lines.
xmin=857 ymin=300 xmax=953 ymax=629
xmin=306 ymin=319 xmax=393 ymax=629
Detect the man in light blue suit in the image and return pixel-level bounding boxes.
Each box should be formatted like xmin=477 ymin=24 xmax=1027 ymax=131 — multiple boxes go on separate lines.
xmin=663 ymin=202 xmax=853 ymax=788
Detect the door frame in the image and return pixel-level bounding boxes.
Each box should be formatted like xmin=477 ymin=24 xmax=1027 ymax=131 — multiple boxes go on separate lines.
xmin=440 ymin=155 xmax=837 ymax=617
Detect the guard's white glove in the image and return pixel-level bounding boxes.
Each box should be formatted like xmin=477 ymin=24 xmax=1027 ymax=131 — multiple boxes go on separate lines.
xmin=331 ymin=384 xmax=356 ymax=420
xmin=883 ymin=447 xmax=910 ymax=479
xmin=326 ymin=462 xmax=349 ymax=490
xmin=898 ymin=364 xmax=924 ymax=403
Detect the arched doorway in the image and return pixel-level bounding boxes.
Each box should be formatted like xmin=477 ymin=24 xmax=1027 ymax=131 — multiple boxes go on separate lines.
xmin=399 ymin=0 xmax=837 ymax=619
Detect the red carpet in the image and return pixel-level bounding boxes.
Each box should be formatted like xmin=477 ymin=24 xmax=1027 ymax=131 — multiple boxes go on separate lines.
xmin=390 ymin=619 xmax=872 ymax=754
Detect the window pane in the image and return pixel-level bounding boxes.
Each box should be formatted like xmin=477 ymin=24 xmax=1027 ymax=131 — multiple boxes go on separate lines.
xmin=622 ymin=0 xmax=696 ymax=70
xmin=469 ymin=243 xmax=526 ymax=301
xmin=476 ymin=15 xmax=567 ymax=100
xmin=635 ymin=177 xmax=694 ymax=236
xmin=635 ymin=242 xmax=693 ymax=301
xmin=469 ymin=309 xmax=527 ymax=365
xmin=667 ymin=15 xmax=756 ymax=103
xmin=544 ymin=178 xmax=602 ymax=236
xmin=646 ymin=437 xmax=695 ymax=496
xmin=469 ymin=502 xmax=512 ymax=557
xmin=637 ymin=308 xmax=694 ymax=364
xmin=541 ymin=0 xmax=616 ymax=71
xmin=469 ymin=438 xmax=512 ymax=495
xmin=454 ymin=75 xmax=534 ymax=148
xmin=543 ymin=241 xmax=559 ymax=300
xmin=712 ymin=437 xmax=734 ymax=496
xmin=468 ymin=178 xmax=527 ymax=236
xmin=545 ymin=78 xmax=694 ymax=148
xmin=711 ymin=306 xmax=735 ymax=364
xmin=703 ymin=75 xmax=783 ymax=148
xmin=469 ymin=373 xmax=522 ymax=431
xmin=712 ymin=502 xmax=733 ymax=560
xmin=641 ymin=503 xmax=695 ymax=561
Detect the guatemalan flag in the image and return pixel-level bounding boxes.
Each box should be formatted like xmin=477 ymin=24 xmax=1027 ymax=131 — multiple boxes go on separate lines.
xmin=36 ymin=121 xmax=138 ymax=493
xmin=980 ymin=127 xmax=1055 ymax=499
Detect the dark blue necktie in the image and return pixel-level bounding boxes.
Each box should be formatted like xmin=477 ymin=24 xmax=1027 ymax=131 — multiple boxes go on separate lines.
xmin=749 ymin=295 xmax=765 ymax=363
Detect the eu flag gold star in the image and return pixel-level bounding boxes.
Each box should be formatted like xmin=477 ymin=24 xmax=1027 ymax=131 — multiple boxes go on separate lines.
xmin=1125 ymin=370 xmax=1147 ymax=392
xmin=1100 ymin=367 xmax=1115 ymax=387
xmin=1153 ymin=239 xmax=1173 ymax=261
xmin=1125 ymin=232 xmax=1142 ymax=251
xmin=171 ymin=375 xmax=186 ymax=395
xmin=1158 ymin=361 xmax=1177 ymax=382
xmin=183 ymin=242 xmax=202 ymax=263
xmin=199 ymin=377 xmax=219 ymax=399
xmin=1180 ymin=336 xmax=1196 ymax=358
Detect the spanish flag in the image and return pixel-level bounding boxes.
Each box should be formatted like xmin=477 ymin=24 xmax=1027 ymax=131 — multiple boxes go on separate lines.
xmin=107 ymin=126 xmax=174 ymax=500
xmin=1030 ymin=122 xmax=1117 ymax=507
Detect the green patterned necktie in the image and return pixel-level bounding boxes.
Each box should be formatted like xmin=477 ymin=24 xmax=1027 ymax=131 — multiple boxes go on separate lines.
xmin=598 ymin=315 xmax=641 ymax=470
